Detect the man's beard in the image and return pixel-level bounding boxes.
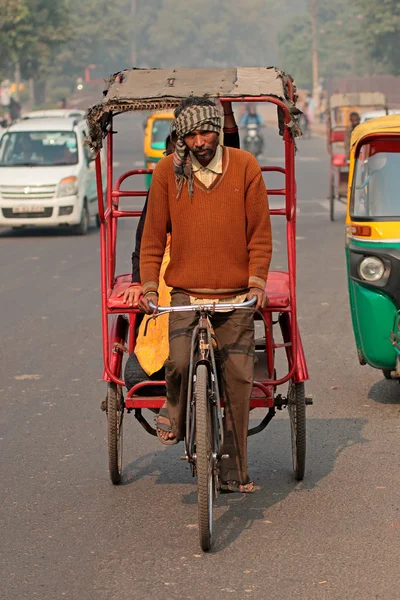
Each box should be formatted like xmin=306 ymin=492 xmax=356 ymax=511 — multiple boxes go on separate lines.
xmin=191 ymin=145 xmax=216 ymax=161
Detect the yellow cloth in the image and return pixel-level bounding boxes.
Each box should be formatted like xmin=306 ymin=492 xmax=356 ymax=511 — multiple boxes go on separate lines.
xmin=134 ymin=236 xmax=172 ymax=376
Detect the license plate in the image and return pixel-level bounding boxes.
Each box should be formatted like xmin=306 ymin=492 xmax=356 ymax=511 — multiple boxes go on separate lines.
xmin=12 ymin=205 xmax=45 ymax=213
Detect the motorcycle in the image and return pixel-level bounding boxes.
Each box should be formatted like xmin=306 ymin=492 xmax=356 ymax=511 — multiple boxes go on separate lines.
xmin=243 ymin=123 xmax=263 ymax=157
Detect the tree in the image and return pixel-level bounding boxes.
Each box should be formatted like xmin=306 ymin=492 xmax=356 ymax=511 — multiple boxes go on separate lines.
xmin=354 ymin=0 xmax=400 ymax=75
xmin=0 ymin=0 xmax=70 ymax=103
xmin=277 ymin=0 xmax=374 ymax=89
xmin=55 ymin=0 xmax=131 ymax=81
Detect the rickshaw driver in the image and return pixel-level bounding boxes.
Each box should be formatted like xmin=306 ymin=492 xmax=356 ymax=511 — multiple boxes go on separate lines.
xmin=345 ymin=111 xmax=361 ymax=160
xmin=139 ymin=97 xmax=272 ymax=493
xmin=119 ymin=101 xmax=240 ymax=307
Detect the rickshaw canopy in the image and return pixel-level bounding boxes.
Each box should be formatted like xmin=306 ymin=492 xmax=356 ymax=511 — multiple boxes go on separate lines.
xmin=86 ymin=66 xmax=300 ymax=152
xmin=328 ymin=92 xmax=388 ymax=110
xmin=350 ymin=114 xmax=400 ymax=153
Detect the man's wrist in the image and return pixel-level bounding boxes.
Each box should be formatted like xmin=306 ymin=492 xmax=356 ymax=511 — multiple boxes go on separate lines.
xmin=144 ymin=291 xmax=158 ymax=298
xmin=142 ymin=281 xmax=159 ymax=295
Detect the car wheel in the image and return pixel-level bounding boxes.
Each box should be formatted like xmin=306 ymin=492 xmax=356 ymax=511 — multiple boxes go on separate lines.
xmin=72 ymin=202 xmax=89 ymax=236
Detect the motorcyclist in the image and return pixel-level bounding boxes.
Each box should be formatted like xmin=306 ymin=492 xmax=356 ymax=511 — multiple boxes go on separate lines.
xmin=240 ymin=104 xmax=263 ymax=128
xmin=240 ymin=104 xmax=264 ymax=155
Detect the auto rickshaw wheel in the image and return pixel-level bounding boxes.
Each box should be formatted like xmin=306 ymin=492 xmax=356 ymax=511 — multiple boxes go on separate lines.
xmin=107 ymin=382 xmax=124 ymax=485
xmin=288 ymin=381 xmax=306 ymax=481
xmin=383 ymin=369 xmax=393 ymax=380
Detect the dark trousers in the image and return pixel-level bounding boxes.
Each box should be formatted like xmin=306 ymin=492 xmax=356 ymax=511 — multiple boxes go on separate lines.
xmin=165 ymin=291 xmax=255 ymax=484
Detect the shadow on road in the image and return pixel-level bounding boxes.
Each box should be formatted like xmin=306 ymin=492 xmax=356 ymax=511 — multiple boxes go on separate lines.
xmin=368 ymin=378 xmax=400 ymax=404
xmin=121 ymin=416 xmax=368 ymax=552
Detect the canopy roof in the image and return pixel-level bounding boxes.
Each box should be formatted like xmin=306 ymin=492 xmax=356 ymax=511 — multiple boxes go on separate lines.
xmin=350 ymin=114 xmax=400 ymax=150
xmin=86 ymin=67 xmax=300 ymax=151
xmin=328 ymin=92 xmax=387 ymax=110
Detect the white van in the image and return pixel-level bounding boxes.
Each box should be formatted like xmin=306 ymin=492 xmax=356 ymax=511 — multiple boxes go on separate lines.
xmin=0 ymin=117 xmax=103 ymax=234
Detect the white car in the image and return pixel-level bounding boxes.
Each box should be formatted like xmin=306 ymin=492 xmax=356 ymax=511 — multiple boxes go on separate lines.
xmin=22 ymin=109 xmax=86 ymax=120
xmin=0 ymin=117 xmax=104 ymax=234
xmin=360 ymin=109 xmax=400 ymax=123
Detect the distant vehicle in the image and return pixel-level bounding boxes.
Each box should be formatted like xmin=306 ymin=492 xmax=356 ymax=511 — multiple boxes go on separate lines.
xmin=22 ymin=109 xmax=86 ymax=121
xmin=360 ymin=109 xmax=400 ymax=123
xmin=0 ymin=116 xmax=104 ymax=234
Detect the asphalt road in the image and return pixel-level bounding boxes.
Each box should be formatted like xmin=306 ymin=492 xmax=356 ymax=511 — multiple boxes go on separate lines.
xmin=1 ymin=114 xmax=400 ymax=600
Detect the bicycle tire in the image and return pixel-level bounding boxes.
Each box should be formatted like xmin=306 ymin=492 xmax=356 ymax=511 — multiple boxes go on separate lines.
xmin=330 ymin=177 xmax=335 ymax=222
xmin=195 ymin=364 xmax=213 ymax=552
xmin=288 ymin=381 xmax=306 ymax=481
xmin=107 ymin=382 xmax=124 ymax=485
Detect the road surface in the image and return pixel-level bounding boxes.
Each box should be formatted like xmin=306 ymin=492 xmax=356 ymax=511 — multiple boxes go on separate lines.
xmin=1 ymin=114 xmax=400 ymax=600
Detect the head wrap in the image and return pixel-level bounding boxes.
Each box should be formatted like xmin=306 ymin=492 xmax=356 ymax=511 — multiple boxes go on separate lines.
xmin=172 ymin=104 xmax=221 ymax=198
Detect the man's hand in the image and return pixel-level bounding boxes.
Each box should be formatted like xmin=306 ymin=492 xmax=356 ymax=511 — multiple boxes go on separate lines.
xmin=138 ymin=292 xmax=159 ymax=315
xmin=247 ymin=287 xmax=268 ymax=311
xmin=117 ymin=284 xmax=143 ymax=307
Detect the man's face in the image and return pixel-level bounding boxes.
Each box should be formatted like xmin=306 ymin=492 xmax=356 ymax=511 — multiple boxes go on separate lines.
xmin=350 ymin=114 xmax=360 ymax=128
xmin=183 ymin=130 xmax=218 ymax=163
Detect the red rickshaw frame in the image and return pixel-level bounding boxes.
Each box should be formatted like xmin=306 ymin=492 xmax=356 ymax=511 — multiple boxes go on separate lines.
xmin=95 ymin=93 xmax=309 ymax=418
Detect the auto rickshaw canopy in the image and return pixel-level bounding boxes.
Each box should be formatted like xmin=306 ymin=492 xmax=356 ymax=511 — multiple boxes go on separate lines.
xmin=86 ymin=66 xmax=300 ymax=152
xmin=350 ymin=114 xmax=400 ymax=153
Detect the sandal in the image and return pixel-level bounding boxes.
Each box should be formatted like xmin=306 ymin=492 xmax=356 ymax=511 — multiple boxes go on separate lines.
xmin=155 ymin=407 xmax=178 ymax=446
xmin=220 ymin=480 xmax=260 ymax=494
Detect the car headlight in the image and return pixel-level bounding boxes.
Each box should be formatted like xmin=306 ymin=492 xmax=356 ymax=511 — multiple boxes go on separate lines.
xmin=358 ymin=256 xmax=385 ymax=282
xmin=58 ymin=176 xmax=77 ymax=197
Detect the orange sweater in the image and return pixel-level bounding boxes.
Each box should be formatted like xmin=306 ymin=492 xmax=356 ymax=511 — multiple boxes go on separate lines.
xmin=140 ymin=147 xmax=272 ymax=298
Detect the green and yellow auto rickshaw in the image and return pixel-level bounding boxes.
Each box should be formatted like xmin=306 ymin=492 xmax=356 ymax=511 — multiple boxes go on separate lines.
xmin=346 ymin=114 xmax=400 ymax=380
xmin=143 ymin=110 xmax=174 ymax=188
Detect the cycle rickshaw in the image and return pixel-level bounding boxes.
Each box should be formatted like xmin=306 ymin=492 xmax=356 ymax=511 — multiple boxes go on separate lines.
xmin=327 ymin=92 xmax=387 ymax=221
xmin=86 ymin=67 xmax=311 ymax=551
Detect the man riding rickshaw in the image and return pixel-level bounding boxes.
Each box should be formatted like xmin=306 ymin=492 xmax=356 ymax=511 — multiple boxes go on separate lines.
xmin=86 ymin=66 xmax=310 ymax=551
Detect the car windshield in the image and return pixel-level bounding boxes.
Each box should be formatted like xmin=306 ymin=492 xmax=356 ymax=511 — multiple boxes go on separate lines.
xmin=0 ymin=131 xmax=78 ymax=166
xmin=151 ymin=119 xmax=172 ymax=150
xmin=351 ymin=138 xmax=400 ymax=219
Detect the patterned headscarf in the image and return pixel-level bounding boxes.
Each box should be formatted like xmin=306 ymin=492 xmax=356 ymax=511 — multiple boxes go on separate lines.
xmin=172 ymin=104 xmax=221 ymax=198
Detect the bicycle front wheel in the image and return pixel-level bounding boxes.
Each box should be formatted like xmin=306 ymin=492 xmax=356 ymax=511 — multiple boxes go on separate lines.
xmin=195 ymin=364 xmax=213 ymax=552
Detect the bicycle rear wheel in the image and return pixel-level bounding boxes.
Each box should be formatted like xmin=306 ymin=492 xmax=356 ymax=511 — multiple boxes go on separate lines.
xmin=288 ymin=381 xmax=306 ymax=481
xmin=107 ymin=382 xmax=124 ymax=485
xmin=195 ymin=364 xmax=214 ymax=552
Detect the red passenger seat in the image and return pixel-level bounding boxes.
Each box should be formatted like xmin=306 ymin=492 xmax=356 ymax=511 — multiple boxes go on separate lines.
xmin=265 ymin=270 xmax=290 ymax=308
xmin=108 ymin=271 xmax=290 ymax=310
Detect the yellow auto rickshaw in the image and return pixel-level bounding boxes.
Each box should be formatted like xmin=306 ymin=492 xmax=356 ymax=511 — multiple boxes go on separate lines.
xmin=143 ymin=110 xmax=174 ymax=188
xmin=345 ymin=114 xmax=400 ymax=380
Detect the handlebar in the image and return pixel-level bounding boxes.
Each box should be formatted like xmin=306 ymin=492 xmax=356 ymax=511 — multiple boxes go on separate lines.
xmin=148 ymin=296 xmax=257 ymax=314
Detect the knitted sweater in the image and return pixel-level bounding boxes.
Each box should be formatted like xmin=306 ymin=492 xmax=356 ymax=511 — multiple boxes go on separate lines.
xmin=140 ymin=146 xmax=272 ymax=298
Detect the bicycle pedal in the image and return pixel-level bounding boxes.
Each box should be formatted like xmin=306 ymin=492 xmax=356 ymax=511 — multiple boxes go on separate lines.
xmin=221 ymin=454 xmax=230 ymax=459
xmin=305 ymin=395 xmax=314 ymax=405
xmin=180 ymin=455 xmax=188 ymax=461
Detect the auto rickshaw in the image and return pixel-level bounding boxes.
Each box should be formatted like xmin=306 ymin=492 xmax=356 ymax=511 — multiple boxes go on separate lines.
xmin=143 ymin=110 xmax=174 ymax=188
xmin=86 ymin=66 xmax=311 ymax=551
xmin=327 ymin=92 xmax=388 ymax=221
xmin=345 ymin=114 xmax=400 ymax=381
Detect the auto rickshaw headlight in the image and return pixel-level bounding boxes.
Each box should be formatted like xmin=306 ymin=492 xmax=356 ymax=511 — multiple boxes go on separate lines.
xmin=358 ymin=256 xmax=385 ymax=282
